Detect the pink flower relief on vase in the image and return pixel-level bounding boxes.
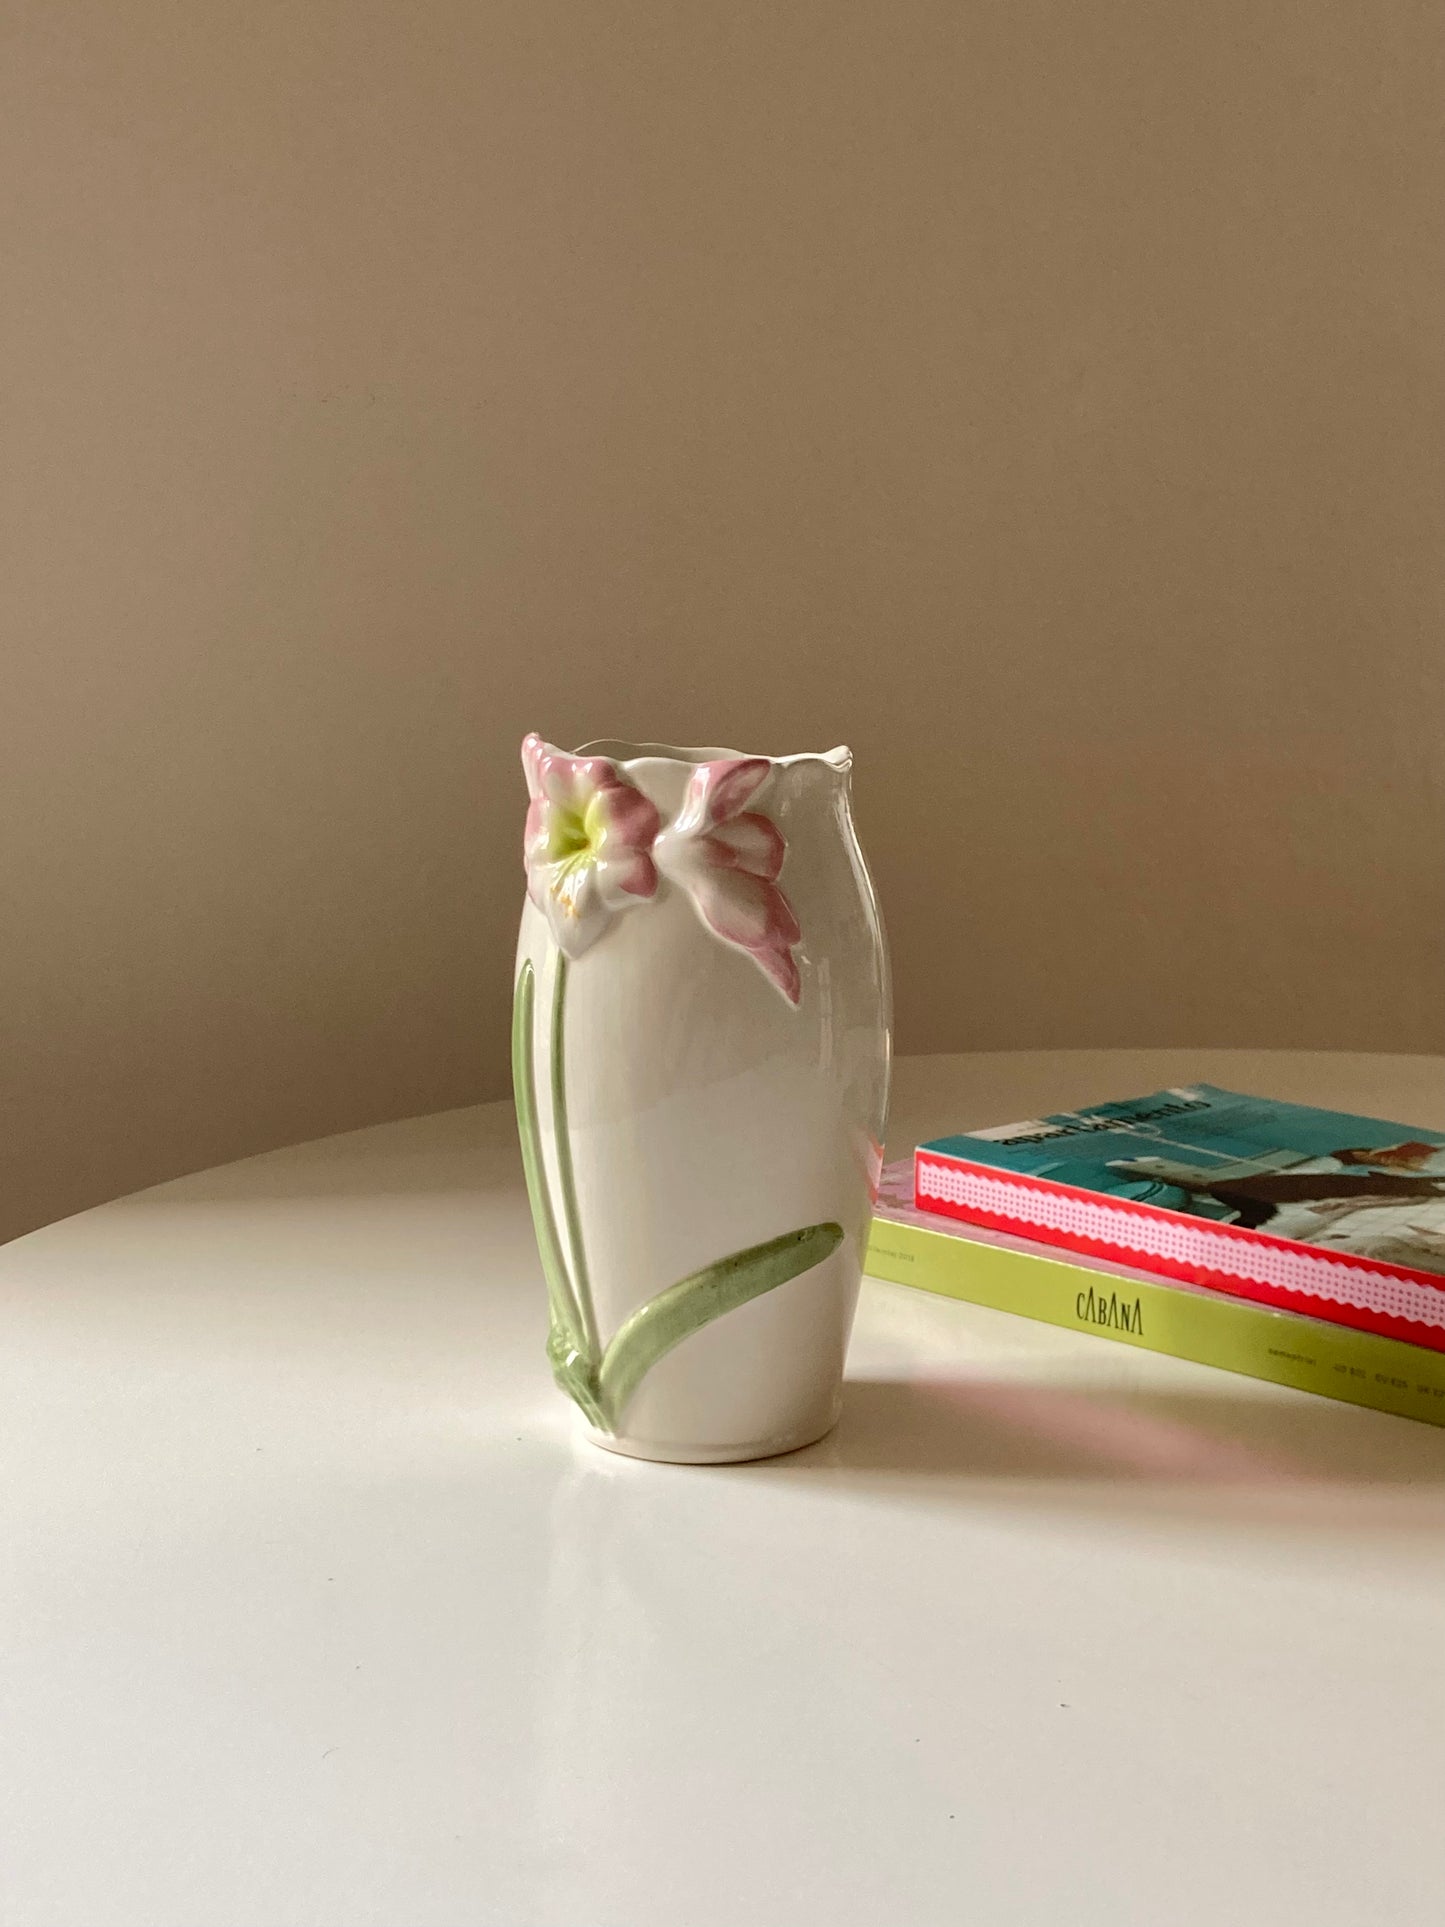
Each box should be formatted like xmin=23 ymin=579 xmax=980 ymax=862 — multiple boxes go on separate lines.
xmin=653 ymin=758 xmax=803 ymax=1004
xmin=521 ymin=734 xmax=661 ymax=958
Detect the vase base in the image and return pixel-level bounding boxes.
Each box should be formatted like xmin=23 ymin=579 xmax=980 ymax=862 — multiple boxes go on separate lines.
xmin=583 ymin=1409 xmax=840 ymax=1466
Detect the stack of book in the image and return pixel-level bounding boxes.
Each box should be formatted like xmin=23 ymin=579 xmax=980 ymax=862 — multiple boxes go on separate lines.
xmin=865 ymin=1084 xmax=1445 ymax=1427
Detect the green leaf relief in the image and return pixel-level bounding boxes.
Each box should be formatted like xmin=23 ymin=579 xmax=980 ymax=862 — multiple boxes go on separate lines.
xmin=596 ymin=1221 xmax=845 ymax=1427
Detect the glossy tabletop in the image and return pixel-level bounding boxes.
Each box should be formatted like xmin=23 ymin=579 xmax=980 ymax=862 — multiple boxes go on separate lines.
xmin=4 ymin=1050 xmax=1444 ymax=1926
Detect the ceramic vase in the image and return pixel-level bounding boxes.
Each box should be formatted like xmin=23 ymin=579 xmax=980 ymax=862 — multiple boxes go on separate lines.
xmin=512 ymin=738 xmax=891 ymax=1463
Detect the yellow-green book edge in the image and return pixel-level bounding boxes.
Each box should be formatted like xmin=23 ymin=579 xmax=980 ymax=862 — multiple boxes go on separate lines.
xmin=865 ymin=1214 xmax=1445 ymax=1428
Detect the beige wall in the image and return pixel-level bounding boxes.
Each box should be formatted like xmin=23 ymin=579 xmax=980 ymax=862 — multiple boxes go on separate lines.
xmin=3 ymin=1 xmax=1442 ymax=1244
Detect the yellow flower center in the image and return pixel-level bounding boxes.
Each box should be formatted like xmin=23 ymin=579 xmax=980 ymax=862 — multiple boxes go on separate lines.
xmin=545 ymin=795 xmax=613 ymax=910
xmin=547 ymin=805 xmax=594 ymax=865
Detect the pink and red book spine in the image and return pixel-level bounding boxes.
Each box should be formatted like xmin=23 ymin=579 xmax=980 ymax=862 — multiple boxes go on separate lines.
xmin=912 ymin=1147 xmax=1445 ymax=1354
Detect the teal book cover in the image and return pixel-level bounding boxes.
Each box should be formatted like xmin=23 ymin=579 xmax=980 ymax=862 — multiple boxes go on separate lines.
xmin=922 ymin=1085 xmax=1445 ymax=1276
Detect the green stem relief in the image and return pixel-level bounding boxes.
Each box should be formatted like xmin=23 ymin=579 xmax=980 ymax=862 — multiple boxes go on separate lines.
xmin=511 ymin=959 xmax=604 ymax=1423
xmin=548 ymin=956 xmax=600 ymax=1362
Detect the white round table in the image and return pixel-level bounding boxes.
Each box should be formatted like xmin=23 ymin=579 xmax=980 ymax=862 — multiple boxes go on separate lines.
xmin=5 ymin=1050 xmax=1444 ymax=1927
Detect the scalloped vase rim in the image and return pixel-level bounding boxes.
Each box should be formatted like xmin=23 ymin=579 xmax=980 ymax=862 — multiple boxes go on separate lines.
xmin=573 ymin=738 xmax=852 ymax=772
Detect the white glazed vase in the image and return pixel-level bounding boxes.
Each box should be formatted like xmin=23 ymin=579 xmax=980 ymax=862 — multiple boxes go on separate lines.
xmin=512 ymin=737 xmax=891 ymax=1463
